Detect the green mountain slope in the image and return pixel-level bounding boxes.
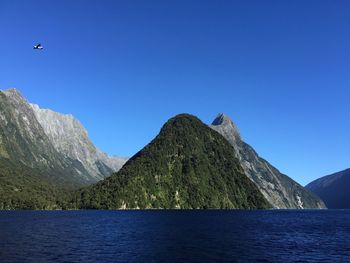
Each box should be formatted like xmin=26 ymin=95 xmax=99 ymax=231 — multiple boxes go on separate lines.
xmin=0 ymin=157 xmax=73 ymax=209
xmin=77 ymin=114 xmax=271 ymax=209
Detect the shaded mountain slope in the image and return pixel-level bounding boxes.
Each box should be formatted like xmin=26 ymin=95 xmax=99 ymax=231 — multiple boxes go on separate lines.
xmin=306 ymin=168 xmax=350 ymax=209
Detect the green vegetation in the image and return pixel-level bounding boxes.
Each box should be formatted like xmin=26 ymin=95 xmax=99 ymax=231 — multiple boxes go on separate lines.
xmin=77 ymin=114 xmax=271 ymax=209
xmin=0 ymin=113 xmax=271 ymax=210
xmin=0 ymin=157 xmax=74 ymax=210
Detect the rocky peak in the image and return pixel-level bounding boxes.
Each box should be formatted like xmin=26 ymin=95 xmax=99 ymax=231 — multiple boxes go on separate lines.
xmin=1 ymin=89 xmax=49 ymax=144
xmin=3 ymin=88 xmax=21 ymax=96
xmin=3 ymin=88 xmax=27 ymax=104
xmin=212 ymin=113 xmax=231 ymax=125
xmin=210 ymin=113 xmax=241 ymax=146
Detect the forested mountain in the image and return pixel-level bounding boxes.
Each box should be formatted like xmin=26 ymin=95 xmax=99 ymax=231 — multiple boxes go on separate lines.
xmin=0 ymin=88 xmax=325 ymax=210
xmin=77 ymin=114 xmax=271 ymax=209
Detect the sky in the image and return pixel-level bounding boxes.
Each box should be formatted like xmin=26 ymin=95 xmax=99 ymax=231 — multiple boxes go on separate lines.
xmin=0 ymin=0 xmax=349 ymax=185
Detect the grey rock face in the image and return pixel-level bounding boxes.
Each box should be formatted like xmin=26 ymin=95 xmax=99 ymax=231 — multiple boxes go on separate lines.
xmin=30 ymin=104 xmax=127 ymax=181
xmin=210 ymin=113 xmax=326 ymax=209
xmin=0 ymin=89 xmax=66 ymax=169
xmin=0 ymin=88 xmax=126 ymax=186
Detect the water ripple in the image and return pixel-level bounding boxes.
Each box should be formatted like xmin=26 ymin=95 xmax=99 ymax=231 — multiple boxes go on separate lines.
xmin=0 ymin=210 xmax=349 ymax=262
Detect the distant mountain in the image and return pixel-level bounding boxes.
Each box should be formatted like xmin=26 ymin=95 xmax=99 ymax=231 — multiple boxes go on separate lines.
xmin=210 ymin=113 xmax=325 ymax=209
xmin=306 ymin=168 xmax=350 ymax=209
xmin=0 ymin=88 xmax=126 ymax=206
xmin=77 ymin=114 xmax=271 ymax=209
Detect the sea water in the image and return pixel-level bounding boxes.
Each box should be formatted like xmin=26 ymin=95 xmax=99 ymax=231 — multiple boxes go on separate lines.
xmin=0 ymin=210 xmax=349 ymax=262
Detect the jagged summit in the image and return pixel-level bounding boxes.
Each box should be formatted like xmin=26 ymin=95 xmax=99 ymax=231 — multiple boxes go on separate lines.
xmin=3 ymin=87 xmax=20 ymax=95
xmin=3 ymin=88 xmax=26 ymax=101
xmin=210 ymin=113 xmax=241 ymax=144
xmin=212 ymin=113 xmax=233 ymax=126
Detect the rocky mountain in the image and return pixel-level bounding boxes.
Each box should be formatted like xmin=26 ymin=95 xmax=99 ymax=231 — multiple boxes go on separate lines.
xmin=210 ymin=113 xmax=325 ymax=209
xmin=0 ymin=88 xmax=326 ymax=210
xmin=30 ymin=103 xmax=127 ymax=181
xmin=0 ymin=88 xmax=126 ymax=187
xmin=0 ymin=89 xmax=84 ymax=187
xmin=306 ymin=168 xmax=350 ymax=209
xmin=77 ymin=114 xmax=271 ymax=209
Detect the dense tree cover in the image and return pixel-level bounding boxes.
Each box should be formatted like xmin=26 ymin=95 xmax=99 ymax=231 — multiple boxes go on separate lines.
xmin=0 ymin=114 xmax=271 ymax=210
xmin=0 ymin=157 xmax=74 ymax=210
xmin=77 ymin=114 xmax=271 ymax=209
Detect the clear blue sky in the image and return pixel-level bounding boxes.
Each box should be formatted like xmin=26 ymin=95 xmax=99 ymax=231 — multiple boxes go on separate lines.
xmin=1 ymin=0 xmax=349 ymax=185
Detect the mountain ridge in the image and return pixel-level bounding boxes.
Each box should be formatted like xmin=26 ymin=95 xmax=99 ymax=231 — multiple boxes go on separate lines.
xmin=210 ymin=113 xmax=325 ymax=209
xmin=0 ymin=88 xmax=326 ymax=210
xmin=30 ymin=103 xmax=127 ymax=181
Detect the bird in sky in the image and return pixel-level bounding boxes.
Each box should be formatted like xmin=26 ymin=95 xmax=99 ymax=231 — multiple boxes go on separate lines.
xmin=33 ymin=44 xmax=43 ymax=50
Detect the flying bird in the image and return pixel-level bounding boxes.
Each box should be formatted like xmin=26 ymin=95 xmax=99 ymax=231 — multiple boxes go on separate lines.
xmin=33 ymin=44 xmax=43 ymax=50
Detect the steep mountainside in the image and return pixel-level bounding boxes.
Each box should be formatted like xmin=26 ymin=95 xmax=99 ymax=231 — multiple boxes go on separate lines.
xmin=77 ymin=114 xmax=271 ymax=209
xmin=0 ymin=88 xmax=126 ymax=187
xmin=31 ymin=104 xmax=126 ymax=181
xmin=306 ymin=168 xmax=350 ymax=209
xmin=0 ymin=89 xmax=88 ymax=186
xmin=210 ymin=113 xmax=325 ymax=209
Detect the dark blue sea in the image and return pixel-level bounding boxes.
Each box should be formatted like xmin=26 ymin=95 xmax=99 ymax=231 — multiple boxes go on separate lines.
xmin=0 ymin=210 xmax=349 ymax=262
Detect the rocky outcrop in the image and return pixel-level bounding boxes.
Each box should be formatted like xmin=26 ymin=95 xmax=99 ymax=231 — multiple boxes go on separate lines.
xmin=210 ymin=113 xmax=325 ymax=209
